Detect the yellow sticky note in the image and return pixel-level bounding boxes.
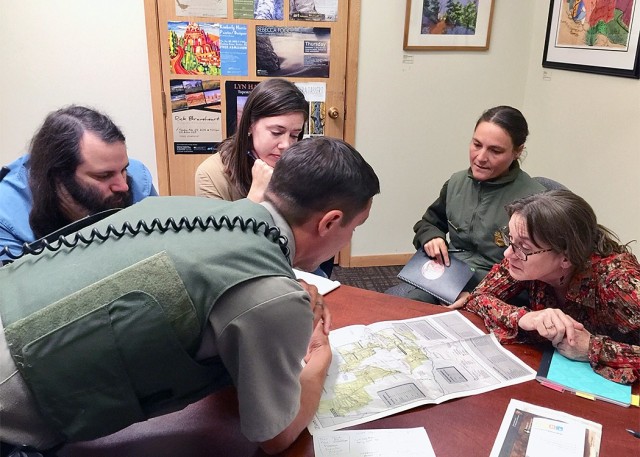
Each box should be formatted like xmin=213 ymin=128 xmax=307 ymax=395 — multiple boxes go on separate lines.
xmin=631 ymin=394 xmax=639 ymax=407
xmin=575 ymin=391 xmax=595 ymax=401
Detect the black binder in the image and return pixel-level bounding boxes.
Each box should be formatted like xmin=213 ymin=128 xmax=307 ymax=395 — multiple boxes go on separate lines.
xmin=397 ymin=250 xmax=474 ymax=304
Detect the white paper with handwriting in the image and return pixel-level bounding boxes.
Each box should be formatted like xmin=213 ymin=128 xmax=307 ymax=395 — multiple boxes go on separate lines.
xmin=313 ymin=428 xmax=436 ymax=457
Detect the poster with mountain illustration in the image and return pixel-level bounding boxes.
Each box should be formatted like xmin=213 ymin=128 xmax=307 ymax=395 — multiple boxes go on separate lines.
xmin=168 ymin=22 xmax=247 ymax=76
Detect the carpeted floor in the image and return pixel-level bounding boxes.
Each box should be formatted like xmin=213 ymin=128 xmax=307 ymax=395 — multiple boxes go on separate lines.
xmin=331 ymin=265 xmax=403 ymax=293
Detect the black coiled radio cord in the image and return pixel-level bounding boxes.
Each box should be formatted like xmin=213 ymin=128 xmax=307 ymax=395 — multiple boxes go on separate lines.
xmin=0 ymin=215 xmax=289 ymax=263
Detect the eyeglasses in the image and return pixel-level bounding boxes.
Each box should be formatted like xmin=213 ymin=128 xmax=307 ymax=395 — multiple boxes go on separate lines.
xmin=499 ymin=227 xmax=552 ymax=261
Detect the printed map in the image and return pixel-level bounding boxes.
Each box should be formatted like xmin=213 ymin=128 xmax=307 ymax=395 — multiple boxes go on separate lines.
xmin=309 ymin=311 xmax=536 ymax=433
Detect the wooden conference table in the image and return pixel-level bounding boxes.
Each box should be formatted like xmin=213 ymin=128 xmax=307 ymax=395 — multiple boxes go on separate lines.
xmin=60 ymin=285 xmax=639 ymax=456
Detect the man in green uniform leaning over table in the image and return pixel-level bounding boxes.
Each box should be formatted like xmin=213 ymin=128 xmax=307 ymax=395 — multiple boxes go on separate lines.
xmin=0 ymin=137 xmax=380 ymax=456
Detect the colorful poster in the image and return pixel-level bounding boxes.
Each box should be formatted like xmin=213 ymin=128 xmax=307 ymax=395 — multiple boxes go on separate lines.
xmin=289 ymin=0 xmax=338 ymax=22
xmin=555 ymin=0 xmax=634 ymax=49
xmin=171 ymin=79 xmax=222 ymax=154
xmin=175 ymin=0 xmax=227 ymax=18
xmin=220 ymin=24 xmax=248 ymax=76
xmin=256 ymin=26 xmax=330 ymax=77
xmin=169 ymin=22 xmax=248 ymax=77
xmin=255 ymin=0 xmax=284 ymax=20
xmin=294 ymin=82 xmax=326 ymax=137
xmin=234 ymin=0 xmax=284 ymax=20
xmin=224 ymin=80 xmax=260 ymax=136
xmin=224 ymin=81 xmax=326 ymax=138
xmin=307 ymin=101 xmax=325 ymax=136
xmin=169 ymin=22 xmax=221 ymax=76
xmin=233 ymin=0 xmax=254 ymax=19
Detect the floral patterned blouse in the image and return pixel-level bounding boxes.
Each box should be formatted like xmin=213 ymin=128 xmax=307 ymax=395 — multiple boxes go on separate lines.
xmin=464 ymin=253 xmax=640 ymax=383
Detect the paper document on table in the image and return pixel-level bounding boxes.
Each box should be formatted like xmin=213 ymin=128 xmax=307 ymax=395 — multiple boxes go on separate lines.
xmin=526 ymin=418 xmax=586 ymax=457
xmin=489 ymin=399 xmax=601 ymax=457
xmin=293 ymin=268 xmax=340 ymax=295
xmin=309 ymin=311 xmax=536 ymax=434
xmin=313 ymin=427 xmax=436 ymax=457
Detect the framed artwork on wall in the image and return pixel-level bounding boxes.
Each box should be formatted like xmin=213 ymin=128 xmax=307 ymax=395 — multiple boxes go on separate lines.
xmin=403 ymin=0 xmax=494 ymax=51
xmin=543 ymin=0 xmax=640 ymax=78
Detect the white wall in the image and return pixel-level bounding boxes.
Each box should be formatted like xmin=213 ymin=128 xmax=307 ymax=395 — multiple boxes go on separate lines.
xmin=1 ymin=1 xmax=637 ymax=259
xmin=521 ymin=2 xmax=640 ymax=249
xmin=352 ymin=1 xmax=639 ymax=259
xmin=0 ymin=0 xmax=158 ymax=186
xmin=352 ymin=1 xmax=535 ymax=257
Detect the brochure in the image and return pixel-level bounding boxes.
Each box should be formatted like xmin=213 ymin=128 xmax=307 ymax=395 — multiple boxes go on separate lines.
xmin=490 ymin=399 xmax=602 ymax=457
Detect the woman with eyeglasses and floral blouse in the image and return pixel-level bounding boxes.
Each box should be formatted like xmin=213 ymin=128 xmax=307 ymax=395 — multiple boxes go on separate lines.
xmin=454 ymin=190 xmax=640 ymax=384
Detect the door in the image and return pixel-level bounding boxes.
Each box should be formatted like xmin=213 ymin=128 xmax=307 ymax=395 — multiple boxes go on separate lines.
xmin=144 ymin=0 xmax=361 ymax=265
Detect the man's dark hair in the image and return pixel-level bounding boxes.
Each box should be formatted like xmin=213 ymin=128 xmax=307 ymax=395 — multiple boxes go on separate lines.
xmin=28 ymin=105 xmax=126 ymax=239
xmin=265 ymin=137 xmax=380 ymax=226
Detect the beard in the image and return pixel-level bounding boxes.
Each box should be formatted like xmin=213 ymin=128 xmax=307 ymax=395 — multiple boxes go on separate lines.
xmin=61 ymin=174 xmax=134 ymax=214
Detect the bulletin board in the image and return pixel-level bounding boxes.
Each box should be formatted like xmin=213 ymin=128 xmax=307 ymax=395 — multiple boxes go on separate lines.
xmin=144 ymin=0 xmax=363 ymax=265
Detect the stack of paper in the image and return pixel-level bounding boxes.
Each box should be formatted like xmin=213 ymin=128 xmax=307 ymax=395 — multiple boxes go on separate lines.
xmin=536 ymin=349 xmax=632 ymax=407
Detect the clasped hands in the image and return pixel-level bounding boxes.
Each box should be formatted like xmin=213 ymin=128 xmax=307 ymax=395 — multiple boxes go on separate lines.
xmin=518 ymin=308 xmax=590 ymax=361
xmin=246 ymin=159 xmax=273 ymax=203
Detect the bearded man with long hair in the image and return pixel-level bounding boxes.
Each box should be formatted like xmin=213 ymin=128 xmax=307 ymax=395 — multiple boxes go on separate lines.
xmin=0 ymin=105 xmax=156 ymax=262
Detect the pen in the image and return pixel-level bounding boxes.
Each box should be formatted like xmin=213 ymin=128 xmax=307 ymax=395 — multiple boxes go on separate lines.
xmin=626 ymin=428 xmax=640 ymax=439
xmin=448 ymin=249 xmax=464 ymax=253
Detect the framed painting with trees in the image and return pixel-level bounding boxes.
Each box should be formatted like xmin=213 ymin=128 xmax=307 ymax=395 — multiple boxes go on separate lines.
xmin=403 ymin=0 xmax=494 ymax=51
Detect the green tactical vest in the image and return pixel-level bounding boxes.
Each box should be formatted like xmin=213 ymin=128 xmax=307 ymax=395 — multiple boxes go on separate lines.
xmin=0 ymin=196 xmax=295 ymax=443
xmin=445 ymin=164 xmax=545 ymax=277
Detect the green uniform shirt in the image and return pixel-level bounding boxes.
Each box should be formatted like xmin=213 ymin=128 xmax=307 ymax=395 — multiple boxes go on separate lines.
xmin=0 ymin=196 xmax=306 ymax=443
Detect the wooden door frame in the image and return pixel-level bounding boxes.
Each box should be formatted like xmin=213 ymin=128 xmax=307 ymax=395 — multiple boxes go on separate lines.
xmin=143 ymin=0 xmax=170 ymax=197
xmin=142 ymin=0 xmax=361 ymax=266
